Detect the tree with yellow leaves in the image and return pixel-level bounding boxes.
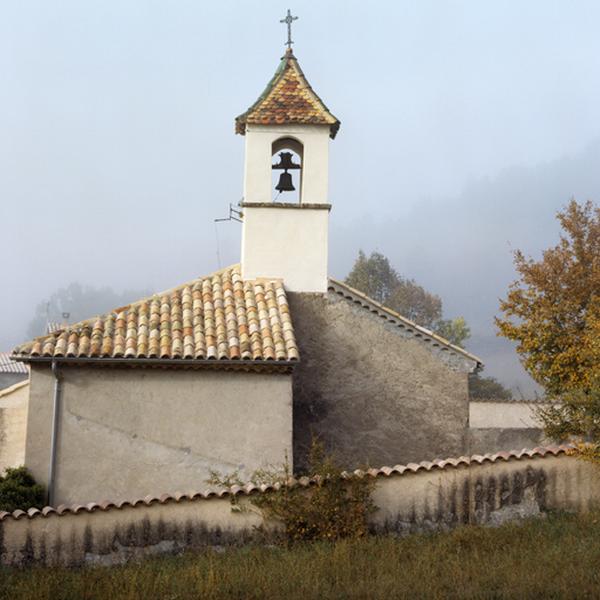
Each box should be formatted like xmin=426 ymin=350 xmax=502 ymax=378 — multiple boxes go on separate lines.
xmin=497 ymin=199 xmax=600 ymax=451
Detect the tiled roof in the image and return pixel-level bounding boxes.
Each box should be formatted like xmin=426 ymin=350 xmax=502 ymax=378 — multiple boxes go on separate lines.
xmin=236 ymin=48 xmax=340 ymax=138
xmin=12 ymin=266 xmax=299 ymax=366
xmin=0 ymin=352 xmax=28 ymax=374
xmin=0 ymin=445 xmax=572 ymax=521
xmin=328 ymin=279 xmax=483 ymax=370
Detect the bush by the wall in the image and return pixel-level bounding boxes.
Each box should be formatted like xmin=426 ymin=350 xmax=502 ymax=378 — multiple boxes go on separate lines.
xmin=208 ymin=439 xmax=375 ymax=543
xmin=0 ymin=467 xmax=45 ymax=513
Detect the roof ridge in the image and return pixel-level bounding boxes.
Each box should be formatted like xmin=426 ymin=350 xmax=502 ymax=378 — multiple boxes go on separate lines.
xmin=328 ymin=277 xmax=483 ymax=367
xmin=17 ymin=264 xmax=243 ymax=345
xmin=12 ymin=265 xmax=300 ymax=364
xmin=286 ymin=52 xmax=338 ymax=126
xmin=0 ymin=445 xmax=573 ymax=522
xmin=117 ymin=263 xmax=243 ymax=314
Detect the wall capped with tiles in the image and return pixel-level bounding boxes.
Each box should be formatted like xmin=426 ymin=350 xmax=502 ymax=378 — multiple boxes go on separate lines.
xmin=3 ymin=448 xmax=595 ymax=567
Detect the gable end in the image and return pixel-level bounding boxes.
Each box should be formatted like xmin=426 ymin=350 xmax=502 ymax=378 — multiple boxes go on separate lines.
xmin=328 ymin=279 xmax=482 ymax=374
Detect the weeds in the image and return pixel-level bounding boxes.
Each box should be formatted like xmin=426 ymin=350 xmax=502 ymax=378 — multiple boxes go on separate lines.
xmin=2 ymin=511 xmax=600 ymax=599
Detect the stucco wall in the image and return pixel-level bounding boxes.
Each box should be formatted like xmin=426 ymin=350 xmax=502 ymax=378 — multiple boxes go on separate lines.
xmin=470 ymin=402 xmax=543 ymax=429
xmin=243 ymin=124 xmax=330 ymax=205
xmin=0 ymin=372 xmax=27 ymax=391
xmin=469 ymin=428 xmax=547 ymax=455
xmin=25 ymin=366 xmax=292 ymax=505
xmin=2 ymin=452 xmax=598 ymax=566
xmin=371 ymin=453 xmax=600 ymax=533
xmin=468 ymin=402 xmax=549 ymax=454
xmin=289 ymin=292 xmax=471 ymax=470
xmin=0 ymin=381 xmax=29 ymax=472
xmin=241 ymin=204 xmax=329 ymax=292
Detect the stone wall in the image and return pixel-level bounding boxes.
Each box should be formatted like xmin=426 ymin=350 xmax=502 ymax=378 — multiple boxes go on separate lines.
xmin=0 ymin=381 xmax=28 ymax=472
xmin=289 ymin=291 xmax=473 ymax=470
xmin=25 ymin=365 xmax=293 ymax=505
xmin=1 ymin=448 xmax=598 ymax=566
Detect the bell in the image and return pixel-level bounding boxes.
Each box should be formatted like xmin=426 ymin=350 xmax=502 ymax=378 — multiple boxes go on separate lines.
xmin=272 ymin=152 xmax=301 ymax=170
xmin=275 ymin=171 xmax=295 ymax=192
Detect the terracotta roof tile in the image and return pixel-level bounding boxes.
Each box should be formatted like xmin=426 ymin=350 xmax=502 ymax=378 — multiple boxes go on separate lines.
xmin=0 ymin=445 xmax=573 ymax=522
xmin=12 ymin=266 xmax=299 ymax=366
xmin=236 ymin=49 xmax=340 ymax=138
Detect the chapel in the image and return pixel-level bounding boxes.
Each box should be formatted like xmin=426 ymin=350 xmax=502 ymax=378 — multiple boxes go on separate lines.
xmin=10 ymin=44 xmax=483 ymax=506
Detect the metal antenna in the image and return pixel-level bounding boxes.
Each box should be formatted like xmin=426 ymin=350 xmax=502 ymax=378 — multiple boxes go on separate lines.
xmin=214 ymin=203 xmax=243 ymax=269
xmin=280 ymin=9 xmax=298 ymax=49
xmin=214 ymin=221 xmax=222 ymax=269
xmin=214 ymin=203 xmax=243 ymax=224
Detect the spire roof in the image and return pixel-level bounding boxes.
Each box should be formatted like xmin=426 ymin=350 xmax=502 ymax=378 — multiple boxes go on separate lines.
xmin=236 ymin=49 xmax=340 ymax=139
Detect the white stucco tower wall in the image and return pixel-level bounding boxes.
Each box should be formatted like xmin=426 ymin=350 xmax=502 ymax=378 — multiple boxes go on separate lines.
xmin=241 ymin=202 xmax=330 ymax=293
xmin=236 ymin=47 xmax=339 ymax=293
xmin=243 ymin=124 xmax=330 ymax=205
xmin=241 ymin=123 xmax=332 ymax=293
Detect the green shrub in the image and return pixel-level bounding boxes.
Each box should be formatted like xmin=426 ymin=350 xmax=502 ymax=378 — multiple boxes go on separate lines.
xmin=208 ymin=439 xmax=375 ymax=543
xmin=0 ymin=467 xmax=45 ymax=513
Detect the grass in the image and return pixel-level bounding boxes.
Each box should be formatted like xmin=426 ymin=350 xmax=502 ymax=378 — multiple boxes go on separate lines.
xmin=2 ymin=511 xmax=600 ymax=599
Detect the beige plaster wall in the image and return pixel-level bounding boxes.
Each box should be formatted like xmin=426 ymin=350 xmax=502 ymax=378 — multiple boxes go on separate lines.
xmin=241 ymin=205 xmax=329 ymax=292
xmin=243 ymin=124 xmax=330 ymax=205
xmin=0 ymin=380 xmax=29 ymax=472
xmin=371 ymin=454 xmax=600 ymax=532
xmin=468 ymin=401 xmax=550 ymax=455
xmin=25 ymin=366 xmax=292 ymax=505
xmin=0 ymin=494 xmax=271 ymax=567
xmin=3 ymin=453 xmax=599 ymax=566
xmin=470 ymin=402 xmax=543 ymax=429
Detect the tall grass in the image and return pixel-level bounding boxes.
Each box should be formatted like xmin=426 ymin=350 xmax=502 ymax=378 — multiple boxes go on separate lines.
xmin=2 ymin=511 xmax=600 ymax=599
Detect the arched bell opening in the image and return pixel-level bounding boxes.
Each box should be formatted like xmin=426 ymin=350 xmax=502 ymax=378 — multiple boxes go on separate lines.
xmin=271 ymin=137 xmax=303 ymax=203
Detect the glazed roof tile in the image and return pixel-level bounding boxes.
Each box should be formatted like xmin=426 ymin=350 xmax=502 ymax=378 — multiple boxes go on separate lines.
xmin=0 ymin=445 xmax=572 ymax=522
xmin=12 ymin=266 xmax=299 ymax=366
xmin=236 ymin=49 xmax=340 ymax=138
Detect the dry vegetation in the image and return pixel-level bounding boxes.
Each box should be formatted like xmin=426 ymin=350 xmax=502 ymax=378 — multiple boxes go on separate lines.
xmin=2 ymin=511 xmax=600 ymax=599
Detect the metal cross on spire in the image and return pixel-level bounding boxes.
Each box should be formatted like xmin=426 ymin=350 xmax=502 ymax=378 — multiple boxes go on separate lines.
xmin=280 ymin=9 xmax=298 ymax=50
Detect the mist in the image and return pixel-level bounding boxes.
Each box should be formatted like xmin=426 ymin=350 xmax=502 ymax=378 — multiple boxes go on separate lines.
xmin=2 ymin=1 xmax=600 ymax=395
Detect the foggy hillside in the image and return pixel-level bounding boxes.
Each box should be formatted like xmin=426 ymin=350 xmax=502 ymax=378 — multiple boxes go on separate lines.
xmin=4 ymin=139 xmax=598 ymax=397
xmin=330 ymin=138 xmax=600 ymax=394
xmin=2 ymin=2 xmax=600 ymax=398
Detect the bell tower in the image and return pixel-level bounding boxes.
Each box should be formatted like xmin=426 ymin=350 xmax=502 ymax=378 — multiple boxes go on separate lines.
xmin=236 ymin=44 xmax=340 ymax=293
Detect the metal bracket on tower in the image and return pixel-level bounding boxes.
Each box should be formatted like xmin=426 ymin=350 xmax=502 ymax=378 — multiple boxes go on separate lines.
xmin=215 ymin=203 xmax=243 ymax=224
xmin=213 ymin=202 xmax=243 ymax=269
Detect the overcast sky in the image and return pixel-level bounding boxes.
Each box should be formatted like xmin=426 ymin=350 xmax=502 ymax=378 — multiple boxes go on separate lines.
xmin=2 ymin=1 xmax=600 ymax=394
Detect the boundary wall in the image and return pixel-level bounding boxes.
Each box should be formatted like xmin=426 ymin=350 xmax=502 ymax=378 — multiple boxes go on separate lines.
xmin=1 ymin=446 xmax=599 ymax=566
